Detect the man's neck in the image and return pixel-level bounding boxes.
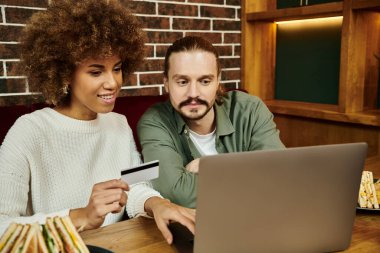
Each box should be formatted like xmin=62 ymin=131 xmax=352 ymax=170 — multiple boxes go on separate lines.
xmin=186 ymin=108 xmax=216 ymax=135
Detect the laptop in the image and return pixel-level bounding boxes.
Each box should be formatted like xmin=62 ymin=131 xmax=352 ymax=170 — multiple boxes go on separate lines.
xmin=169 ymin=142 xmax=367 ymax=253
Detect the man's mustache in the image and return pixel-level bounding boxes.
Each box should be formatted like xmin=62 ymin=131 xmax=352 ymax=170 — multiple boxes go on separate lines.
xmin=179 ymin=98 xmax=209 ymax=108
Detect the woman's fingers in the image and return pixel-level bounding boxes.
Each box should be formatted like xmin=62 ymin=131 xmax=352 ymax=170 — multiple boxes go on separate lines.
xmin=77 ymin=180 xmax=129 ymax=231
xmin=155 ymin=217 xmax=173 ymax=244
xmin=147 ymin=198 xmax=196 ymax=244
xmin=101 ymin=201 xmax=124 ymax=215
xmin=169 ymin=210 xmax=195 ymax=235
xmin=119 ymin=189 xmax=128 ymax=207
xmin=90 ymin=179 xmax=129 ymax=208
xmin=91 ymin=194 xmax=126 ymax=213
xmin=86 ymin=180 xmax=129 ymax=219
xmin=179 ymin=208 xmax=196 ymax=223
xmin=93 ymin=179 xmax=129 ymax=192
xmin=154 ymin=208 xmax=195 ymax=244
xmin=91 ymin=189 xmax=128 ymax=214
xmin=93 ymin=188 xmax=127 ymax=204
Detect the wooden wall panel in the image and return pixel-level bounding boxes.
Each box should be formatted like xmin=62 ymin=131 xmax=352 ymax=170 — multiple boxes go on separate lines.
xmin=273 ymin=114 xmax=380 ymax=158
xmin=242 ymin=0 xmax=277 ymax=99
xmin=363 ymin=11 xmax=380 ymax=110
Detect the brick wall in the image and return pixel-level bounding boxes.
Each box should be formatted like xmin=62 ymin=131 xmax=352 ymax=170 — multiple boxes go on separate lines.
xmin=0 ymin=0 xmax=241 ymax=106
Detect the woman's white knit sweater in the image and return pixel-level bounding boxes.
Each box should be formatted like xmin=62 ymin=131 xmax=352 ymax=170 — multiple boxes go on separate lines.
xmin=0 ymin=108 xmax=161 ymax=233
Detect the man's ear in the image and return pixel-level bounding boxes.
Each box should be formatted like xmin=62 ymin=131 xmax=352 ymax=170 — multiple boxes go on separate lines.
xmin=163 ymin=77 xmax=169 ymax=93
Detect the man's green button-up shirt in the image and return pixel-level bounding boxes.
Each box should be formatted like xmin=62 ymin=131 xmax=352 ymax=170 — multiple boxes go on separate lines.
xmin=137 ymin=91 xmax=285 ymax=208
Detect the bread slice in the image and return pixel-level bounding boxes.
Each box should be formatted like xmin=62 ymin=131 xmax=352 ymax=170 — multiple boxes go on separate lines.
xmin=53 ymin=217 xmax=80 ymax=253
xmin=1 ymin=224 xmax=23 ymax=253
xmin=9 ymin=224 xmax=30 ymax=253
xmin=0 ymin=216 xmax=89 ymax=253
xmin=358 ymin=171 xmax=379 ymax=209
xmin=0 ymin=223 xmax=18 ymax=251
xmin=19 ymin=224 xmax=37 ymax=253
xmin=61 ymin=216 xmax=90 ymax=253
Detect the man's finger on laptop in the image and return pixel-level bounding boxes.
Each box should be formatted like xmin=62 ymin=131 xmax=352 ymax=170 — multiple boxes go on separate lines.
xmin=156 ymin=218 xmax=173 ymax=244
xmin=180 ymin=208 xmax=196 ymax=223
xmin=174 ymin=214 xmax=195 ymax=235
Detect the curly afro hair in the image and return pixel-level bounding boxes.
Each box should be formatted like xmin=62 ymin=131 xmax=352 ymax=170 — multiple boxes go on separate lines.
xmin=20 ymin=0 xmax=145 ymax=105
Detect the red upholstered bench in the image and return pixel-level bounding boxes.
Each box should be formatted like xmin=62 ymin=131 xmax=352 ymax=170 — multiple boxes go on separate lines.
xmin=113 ymin=95 xmax=167 ymax=151
xmin=0 ymin=95 xmax=168 ymax=151
xmin=0 ymin=104 xmax=30 ymax=146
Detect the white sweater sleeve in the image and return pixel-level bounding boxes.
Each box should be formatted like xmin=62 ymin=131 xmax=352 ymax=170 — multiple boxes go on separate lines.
xmin=126 ymin=181 xmax=162 ymax=218
xmin=0 ymin=118 xmax=70 ymax=234
xmin=123 ymin=118 xmax=163 ymax=218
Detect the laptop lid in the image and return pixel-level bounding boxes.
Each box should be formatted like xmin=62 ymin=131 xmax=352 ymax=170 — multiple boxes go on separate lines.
xmin=193 ymin=143 xmax=367 ymax=253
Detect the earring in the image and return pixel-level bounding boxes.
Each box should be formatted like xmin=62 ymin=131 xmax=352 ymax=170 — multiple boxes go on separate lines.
xmin=63 ymin=85 xmax=69 ymax=95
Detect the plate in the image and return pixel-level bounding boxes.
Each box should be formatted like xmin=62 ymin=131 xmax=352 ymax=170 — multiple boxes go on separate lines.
xmin=87 ymin=245 xmax=114 ymax=253
xmin=356 ymin=178 xmax=380 ymax=212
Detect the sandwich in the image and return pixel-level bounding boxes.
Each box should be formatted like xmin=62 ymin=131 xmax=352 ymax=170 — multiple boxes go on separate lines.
xmin=0 ymin=223 xmax=18 ymax=251
xmin=35 ymin=223 xmax=49 ymax=253
xmin=0 ymin=217 xmax=89 ymax=253
xmin=53 ymin=217 xmax=89 ymax=253
xmin=0 ymin=223 xmax=23 ymax=253
xmin=0 ymin=223 xmax=40 ymax=253
xmin=42 ymin=218 xmax=63 ymax=253
xmin=9 ymin=224 xmax=33 ymax=253
xmin=358 ymin=170 xmax=379 ymax=209
xmin=10 ymin=224 xmax=39 ymax=253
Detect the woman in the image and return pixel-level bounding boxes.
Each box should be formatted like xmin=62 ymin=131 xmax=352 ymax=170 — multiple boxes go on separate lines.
xmin=0 ymin=0 xmax=194 ymax=244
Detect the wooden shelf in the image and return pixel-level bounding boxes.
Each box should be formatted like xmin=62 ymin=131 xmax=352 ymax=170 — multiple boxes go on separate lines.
xmin=247 ymin=2 xmax=343 ymax=22
xmin=243 ymin=0 xmax=380 ymax=115
xmin=352 ymin=0 xmax=380 ymax=10
xmin=265 ymin=100 xmax=380 ymax=127
xmin=242 ymin=0 xmax=380 ymax=156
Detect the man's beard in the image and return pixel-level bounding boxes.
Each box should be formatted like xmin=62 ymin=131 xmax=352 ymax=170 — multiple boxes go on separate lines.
xmin=178 ymin=97 xmax=213 ymax=121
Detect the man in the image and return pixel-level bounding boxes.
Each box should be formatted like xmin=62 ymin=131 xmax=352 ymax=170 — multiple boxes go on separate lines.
xmin=137 ymin=36 xmax=284 ymax=208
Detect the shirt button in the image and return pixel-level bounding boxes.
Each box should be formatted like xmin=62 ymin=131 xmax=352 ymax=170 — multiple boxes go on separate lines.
xmin=184 ymin=129 xmax=188 ymax=134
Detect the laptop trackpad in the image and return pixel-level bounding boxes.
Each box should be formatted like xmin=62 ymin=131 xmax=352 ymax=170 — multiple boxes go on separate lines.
xmin=168 ymin=222 xmax=194 ymax=253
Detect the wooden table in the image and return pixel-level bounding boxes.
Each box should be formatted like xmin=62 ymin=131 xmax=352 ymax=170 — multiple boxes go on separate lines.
xmin=81 ymin=212 xmax=380 ymax=253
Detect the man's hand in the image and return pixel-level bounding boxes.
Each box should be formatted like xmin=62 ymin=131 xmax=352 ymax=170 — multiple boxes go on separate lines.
xmin=144 ymin=197 xmax=196 ymax=244
xmin=185 ymin=158 xmax=200 ymax=174
xmin=70 ymin=179 xmax=129 ymax=231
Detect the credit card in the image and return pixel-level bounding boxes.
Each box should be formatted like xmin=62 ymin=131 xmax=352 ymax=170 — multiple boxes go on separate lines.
xmin=121 ymin=160 xmax=159 ymax=185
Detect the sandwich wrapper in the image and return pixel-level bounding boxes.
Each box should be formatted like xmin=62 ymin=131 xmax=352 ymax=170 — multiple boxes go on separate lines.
xmin=0 ymin=216 xmax=102 ymax=253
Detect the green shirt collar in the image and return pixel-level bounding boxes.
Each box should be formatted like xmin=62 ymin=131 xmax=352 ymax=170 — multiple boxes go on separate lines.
xmin=214 ymin=103 xmax=235 ymax=137
xmin=172 ymin=104 xmax=187 ymax=134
